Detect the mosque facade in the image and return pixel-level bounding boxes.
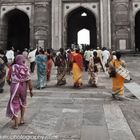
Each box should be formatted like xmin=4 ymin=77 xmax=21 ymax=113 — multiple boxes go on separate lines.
xmin=0 ymin=0 xmax=140 ymax=52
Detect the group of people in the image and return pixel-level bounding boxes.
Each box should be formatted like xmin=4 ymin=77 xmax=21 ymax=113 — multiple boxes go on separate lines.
xmin=54 ymin=47 xmax=131 ymax=101
xmin=0 ymin=45 xmax=131 ymax=129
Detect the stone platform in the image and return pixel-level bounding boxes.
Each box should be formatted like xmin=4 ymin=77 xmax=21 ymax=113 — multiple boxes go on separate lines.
xmin=0 ymin=56 xmax=140 ymax=140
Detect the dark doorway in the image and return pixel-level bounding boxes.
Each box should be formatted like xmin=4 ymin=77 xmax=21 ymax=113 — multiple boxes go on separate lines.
xmin=135 ymin=10 xmax=140 ymax=51
xmin=67 ymin=7 xmax=97 ymax=49
xmin=4 ymin=9 xmax=30 ymax=51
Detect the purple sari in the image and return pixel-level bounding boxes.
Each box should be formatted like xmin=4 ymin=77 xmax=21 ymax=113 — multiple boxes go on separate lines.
xmin=6 ymin=55 xmax=31 ymax=118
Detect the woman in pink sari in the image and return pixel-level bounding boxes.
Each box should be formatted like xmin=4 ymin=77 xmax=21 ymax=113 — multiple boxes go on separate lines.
xmin=6 ymin=55 xmax=33 ymax=129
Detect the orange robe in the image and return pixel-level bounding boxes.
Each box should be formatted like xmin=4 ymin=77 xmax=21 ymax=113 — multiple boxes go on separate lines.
xmin=111 ymin=59 xmax=125 ymax=95
xmin=72 ymin=52 xmax=83 ymax=87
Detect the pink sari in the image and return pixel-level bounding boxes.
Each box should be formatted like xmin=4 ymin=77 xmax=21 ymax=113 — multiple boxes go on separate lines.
xmin=6 ymin=55 xmax=31 ymax=118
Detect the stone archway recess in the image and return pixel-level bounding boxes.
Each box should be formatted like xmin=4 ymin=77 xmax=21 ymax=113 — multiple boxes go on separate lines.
xmin=1 ymin=9 xmax=30 ymax=51
xmin=63 ymin=3 xmax=100 ymax=50
xmin=0 ymin=5 xmax=32 ymax=51
xmin=135 ymin=10 xmax=140 ymax=51
xmin=66 ymin=7 xmax=97 ymax=49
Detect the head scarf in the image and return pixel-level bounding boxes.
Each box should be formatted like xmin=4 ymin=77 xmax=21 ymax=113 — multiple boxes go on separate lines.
xmin=12 ymin=55 xmax=30 ymax=82
xmin=15 ymin=55 xmax=26 ymax=65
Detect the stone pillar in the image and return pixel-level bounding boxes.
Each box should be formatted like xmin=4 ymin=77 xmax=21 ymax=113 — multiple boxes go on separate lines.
xmin=34 ymin=1 xmax=51 ymax=50
xmin=108 ymin=0 xmax=111 ymax=49
xmin=52 ymin=0 xmax=62 ymax=50
xmin=100 ymin=0 xmax=110 ymax=49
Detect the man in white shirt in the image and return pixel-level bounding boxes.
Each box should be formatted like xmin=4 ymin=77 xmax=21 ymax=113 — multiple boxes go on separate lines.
xmin=84 ymin=47 xmax=92 ymax=71
xmin=101 ymin=47 xmax=110 ymax=72
xmin=28 ymin=48 xmax=37 ymax=73
xmin=6 ymin=47 xmax=15 ymax=65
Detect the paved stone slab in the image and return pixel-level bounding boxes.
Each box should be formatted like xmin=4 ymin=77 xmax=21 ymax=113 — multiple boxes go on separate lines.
xmin=104 ymin=104 xmax=136 ymax=140
xmin=81 ymin=126 xmax=109 ymax=140
xmin=121 ymin=104 xmax=140 ymax=140
xmin=55 ymin=108 xmax=82 ymax=139
xmin=83 ymin=105 xmax=105 ymax=126
xmin=125 ymin=82 xmax=140 ymax=100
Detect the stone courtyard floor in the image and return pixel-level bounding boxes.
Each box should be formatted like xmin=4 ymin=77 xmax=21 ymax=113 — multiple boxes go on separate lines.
xmin=0 ymin=55 xmax=140 ymax=140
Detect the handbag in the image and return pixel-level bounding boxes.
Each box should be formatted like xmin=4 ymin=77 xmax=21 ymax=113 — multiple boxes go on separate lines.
xmin=109 ymin=61 xmax=116 ymax=78
xmin=109 ymin=67 xmax=116 ymax=77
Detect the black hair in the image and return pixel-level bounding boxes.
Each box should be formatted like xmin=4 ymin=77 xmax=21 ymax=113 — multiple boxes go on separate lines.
xmin=93 ymin=51 xmax=97 ymax=57
xmin=116 ymin=51 xmax=121 ymax=60
xmin=0 ymin=49 xmax=4 ymax=55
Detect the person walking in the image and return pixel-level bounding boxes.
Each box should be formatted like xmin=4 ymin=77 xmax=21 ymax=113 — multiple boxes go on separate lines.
xmin=84 ymin=47 xmax=91 ymax=72
xmin=55 ymin=48 xmax=67 ymax=86
xmin=6 ymin=55 xmax=33 ymax=129
xmin=6 ymin=47 xmax=15 ymax=66
xmin=45 ymin=49 xmax=54 ymax=81
xmin=72 ymin=48 xmax=83 ymax=88
xmin=109 ymin=51 xmax=129 ymax=100
xmin=35 ymin=49 xmax=47 ymax=89
xmin=28 ymin=48 xmax=37 ymax=73
xmin=88 ymin=51 xmax=104 ymax=87
xmin=0 ymin=49 xmax=8 ymax=93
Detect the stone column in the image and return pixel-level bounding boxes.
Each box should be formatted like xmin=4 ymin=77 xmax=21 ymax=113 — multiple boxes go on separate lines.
xmin=108 ymin=0 xmax=111 ymax=49
xmin=52 ymin=0 xmax=62 ymax=50
xmin=34 ymin=1 xmax=51 ymax=50
xmin=100 ymin=0 xmax=110 ymax=49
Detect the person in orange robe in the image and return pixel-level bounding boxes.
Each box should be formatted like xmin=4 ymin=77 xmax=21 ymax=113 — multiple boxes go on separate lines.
xmin=72 ymin=48 xmax=83 ymax=88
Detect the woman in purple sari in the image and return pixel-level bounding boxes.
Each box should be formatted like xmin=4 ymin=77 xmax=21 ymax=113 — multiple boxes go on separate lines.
xmin=6 ymin=55 xmax=33 ymax=129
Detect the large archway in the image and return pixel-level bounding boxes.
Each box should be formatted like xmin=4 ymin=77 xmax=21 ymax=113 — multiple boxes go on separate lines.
xmin=2 ymin=9 xmax=30 ymax=51
xmin=67 ymin=7 xmax=97 ymax=49
xmin=135 ymin=10 xmax=140 ymax=51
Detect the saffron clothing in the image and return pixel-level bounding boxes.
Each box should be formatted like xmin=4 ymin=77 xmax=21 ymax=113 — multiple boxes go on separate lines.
xmin=72 ymin=52 xmax=83 ymax=87
xmin=111 ymin=59 xmax=125 ymax=96
xmin=6 ymin=55 xmax=31 ymax=119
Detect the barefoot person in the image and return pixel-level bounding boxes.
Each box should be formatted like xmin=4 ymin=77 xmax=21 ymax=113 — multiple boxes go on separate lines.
xmin=6 ymin=55 xmax=33 ymax=129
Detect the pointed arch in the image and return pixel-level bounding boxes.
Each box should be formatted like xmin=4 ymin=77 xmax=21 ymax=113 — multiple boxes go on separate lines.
xmin=135 ymin=10 xmax=140 ymax=51
xmin=66 ymin=7 xmax=97 ymax=49
xmin=1 ymin=8 xmax=30 ymax=51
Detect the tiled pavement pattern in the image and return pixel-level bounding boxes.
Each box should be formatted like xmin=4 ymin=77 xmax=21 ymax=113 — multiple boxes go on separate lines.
xmin=0 ymin=56 xmax=140 ymax=140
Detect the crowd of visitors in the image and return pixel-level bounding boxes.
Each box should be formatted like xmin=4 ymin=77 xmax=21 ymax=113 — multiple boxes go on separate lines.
xmin=0 ymin=45 xmax=131 ymax=129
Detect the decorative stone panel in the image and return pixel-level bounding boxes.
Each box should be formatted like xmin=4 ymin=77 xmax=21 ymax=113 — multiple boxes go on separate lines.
xmin=114 ymin=4 xmax=129 ymax=25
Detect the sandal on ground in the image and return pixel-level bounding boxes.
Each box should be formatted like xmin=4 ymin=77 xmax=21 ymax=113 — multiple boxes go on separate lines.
xmin=19 ymin=121 xmax=25 ymax=125
xmin=12 ymin=125 xmax=18 ymax=129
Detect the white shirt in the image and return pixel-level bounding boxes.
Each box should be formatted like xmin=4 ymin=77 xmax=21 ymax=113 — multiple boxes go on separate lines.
xmin=28 ymin=49 xmax=37 ymax=62
xmin=84 ymin=50 xmax=92 ymax=61
xmin=102 ymin=50 xmax=110 ymax=64
xmin=6 ymin=50 xmax=14 ymax=61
